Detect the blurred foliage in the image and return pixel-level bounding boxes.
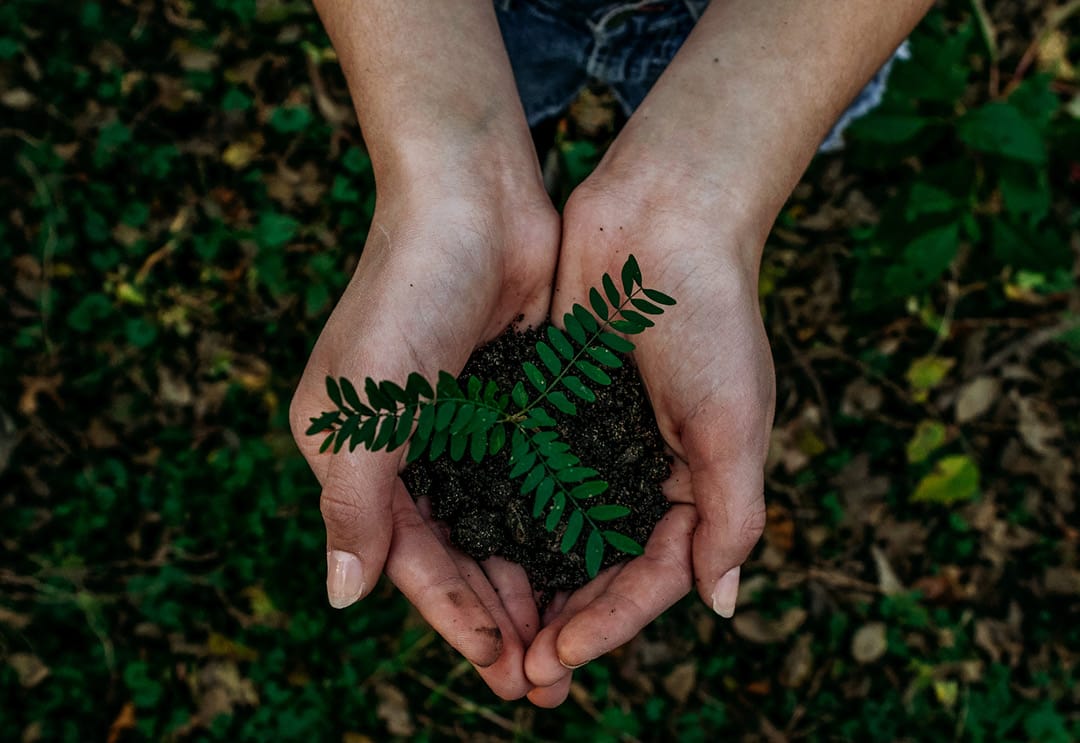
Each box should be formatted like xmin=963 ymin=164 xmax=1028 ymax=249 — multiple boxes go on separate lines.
xmin=2 ymin=0 xmax=1078 ymax=741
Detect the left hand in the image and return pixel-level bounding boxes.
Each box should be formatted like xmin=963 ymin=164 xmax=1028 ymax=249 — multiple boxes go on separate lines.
xmin=522 ymin=169 xmax=775 ymax=707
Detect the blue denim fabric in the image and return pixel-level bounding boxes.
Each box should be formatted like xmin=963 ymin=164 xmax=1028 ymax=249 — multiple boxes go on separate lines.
xmin=494 ymin=0 xmax=907 ymax=152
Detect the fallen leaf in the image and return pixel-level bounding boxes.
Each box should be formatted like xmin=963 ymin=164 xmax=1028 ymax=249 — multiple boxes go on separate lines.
xmin=906 ymin=419 xmax=948 ymax=463
xmin=906 ymin=356 xmax=955 ymax=401
xmin=779 ymin=634 xmax=814 ymax=688
xmin=1 ymin=87 xmax=35 ymax=110
xmin=662 ymin=661 xmax=697 ymax=704
xmin=8 ymin=653 xmax=49 ymax=687
xmin=1044 ymin=566 xmax=1080 ymax=596
xmin=732 ymin=607 xmax=807 ymax=644
xmin=375 ymin=682 xmax=414 ymax=737
xmin=871 ymin=545 xmax=905 ymax=595
xmin=851 ymin=622 xmax=888 ymax=664
xmin=911 ymin=455 xmax=980 ymax=505
xmin=107 ymin=702 xmax=136 ymax=743
xmin=955 ymin=376 xmax=999 ymax=423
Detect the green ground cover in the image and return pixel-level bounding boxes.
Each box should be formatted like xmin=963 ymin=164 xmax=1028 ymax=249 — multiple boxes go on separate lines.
xmin=2 ymin=0 xmax=1078 ymax=740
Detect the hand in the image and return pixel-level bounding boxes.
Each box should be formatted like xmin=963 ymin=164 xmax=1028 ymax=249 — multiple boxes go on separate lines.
xmin=289 ymin=168 xmax=559 ymax=700
xmin=523 ymin=174 xmax=775 ymax=706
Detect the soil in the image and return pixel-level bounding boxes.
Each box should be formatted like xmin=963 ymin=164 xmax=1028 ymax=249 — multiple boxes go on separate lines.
xmin=401 ymin=326 xmax=671 ymax=600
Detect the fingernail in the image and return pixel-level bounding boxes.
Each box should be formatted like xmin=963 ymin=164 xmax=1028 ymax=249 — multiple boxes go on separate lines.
xmin=327 ymin=550 xmax=365 ymax=609
xmin=711 ymin=566 xmax=740 ymax=618
xmin=559 ymin=657 xmax=588 ymax=670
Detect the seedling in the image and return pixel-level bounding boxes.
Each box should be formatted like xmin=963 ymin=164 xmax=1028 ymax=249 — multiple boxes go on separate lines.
xmin=306 ymin=255 xmax=675 ymax=578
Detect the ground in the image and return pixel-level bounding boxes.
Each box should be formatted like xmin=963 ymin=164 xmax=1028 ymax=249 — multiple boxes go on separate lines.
xmin=1 ymin=1 xmax=1078 ymax=740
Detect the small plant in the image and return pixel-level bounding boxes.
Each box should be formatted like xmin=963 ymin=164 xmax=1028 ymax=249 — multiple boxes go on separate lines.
xmin=306 ymin=255 xmax=675 ymax=578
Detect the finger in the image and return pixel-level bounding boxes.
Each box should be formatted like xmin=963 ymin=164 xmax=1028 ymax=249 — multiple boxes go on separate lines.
xmin=384 ymin=481 xmax=506 ymax=669
xmin=547 ymin=504 xmax=696 ymax=672
xmin=482 ymin=556 xmax=541 ymax=646
xmin=524 ymin=562 xmax=623 ymax=687
xmin=526 ymin=673 xmax=573 ymax=708
xmin=415 ymin=504 xmax=533 ymax=700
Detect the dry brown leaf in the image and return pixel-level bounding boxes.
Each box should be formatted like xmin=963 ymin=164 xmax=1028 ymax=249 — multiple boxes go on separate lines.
xmin=1 ymin=88 xmax=35 ymax=110
xmin=779 ymin=633 xmax=814 ymax=688
xmin=1044 ymin=566 xmax=1080 ymax=596
xmin=732 ymin=607 xmax=807 ymax=644
xmin=662 ymin=661 xmax=697 ymax=704
xmin=107 ymin=702 xmax=136 ymax=743
xmin=18 ymin=374 xmax=63 ymax=416
xmin=870 ymin=545 xmax=905 ymax=596
xmin=8 ymin=652 xmax=49 ymax=688
xmin=374 ymin=682 xmax=414 ymax=737
xmin=955 ymin=376 xmax=999 ymax=423
xmin=851 ymin=622 xmax=888 ymax=664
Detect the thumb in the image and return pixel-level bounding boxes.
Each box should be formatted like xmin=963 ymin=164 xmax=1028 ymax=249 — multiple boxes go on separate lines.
xmin=291 ymin=390 xmax=398 ymax=610
xmin=684 ymin=411 xmax=768 ymax=619
xmin=320 ymin=450 xmax=398 ymax=608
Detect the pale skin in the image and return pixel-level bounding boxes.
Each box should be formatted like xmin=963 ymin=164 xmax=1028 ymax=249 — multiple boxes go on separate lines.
xmin=290 ymin=0 xmax=934 ymax=706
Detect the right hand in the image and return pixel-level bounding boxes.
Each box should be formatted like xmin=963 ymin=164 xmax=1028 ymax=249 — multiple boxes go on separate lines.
xmin=289 ymin=166 xmax=559 ymax=700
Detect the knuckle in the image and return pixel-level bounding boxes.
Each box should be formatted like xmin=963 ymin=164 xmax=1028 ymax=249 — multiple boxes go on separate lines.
xmin=319 ymin=489 xmax=363 ymax=537
xmin=737 ymin=500 xmax=768 ymax=552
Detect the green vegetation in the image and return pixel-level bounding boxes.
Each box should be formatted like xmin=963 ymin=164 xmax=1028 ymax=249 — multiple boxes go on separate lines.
xmin=309 ymin=255 xmax=673 ymax=574
xmin=2 ymin=0 xmax=1078 ymax=741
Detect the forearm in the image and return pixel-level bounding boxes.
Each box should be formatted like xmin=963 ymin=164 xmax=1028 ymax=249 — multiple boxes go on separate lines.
xmin=595 ymin=0 xmax=933 ymax=255
xmin=314 ymin=0 xmax=541 ymax=191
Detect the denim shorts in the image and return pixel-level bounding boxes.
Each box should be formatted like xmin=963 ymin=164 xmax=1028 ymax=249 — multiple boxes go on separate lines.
xmin=494 ymin=0 xmax=908 ymax=152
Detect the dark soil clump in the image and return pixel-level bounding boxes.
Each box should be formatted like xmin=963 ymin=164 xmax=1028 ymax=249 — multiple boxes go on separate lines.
xmin=401 ymin=326 xmax=671 ymax=599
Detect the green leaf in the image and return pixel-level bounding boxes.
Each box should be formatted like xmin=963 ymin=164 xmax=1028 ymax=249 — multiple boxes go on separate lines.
xmin=509 ymin=451 xmax=537 ymax=479
xmin=405 ymin=436 xmax=427 ymax=464
xmin=449 ymin=404 xmax=474 ymax=435
xmin=356 ymin=416 xmax=378 ymax=448
xmin=562 ymin=376 xmax=596 ymax=402
xmin=415 ymin=404 xmax=436 ymax=444
xmin=572 ymin=304 xmax=599 ymax=333
xmin=488 ymin=424 xmax=506 ymax=455
xmin=570 ymin=481 xmax=609 ymax=499
xmin=536 ymin=341 xmax=562 ymax=375
xmin=532 ymin=430 xmax=560 ymax=447
xmin=326 ymin=377 xmax=343 ymax=408
xmin=511 ymin=381 xmax=528 ymax=408
xmin=958 ymin=102 xmax=1046 ymax=164
xmin=621 ymin=254 xmax=642 ymax=294
xmin=586 ymin=504 xmax=631 ymax=521
xmin=319 ymin=433 xmax=334 ymax=453
xmin=521 ymin=464 xmax=545 ymax=494
xmin=558 ymin=467 xmax=600 ymax=483
xmin=589 ymin=287 xmax=609 ymax=320
xmin=467 ymin=375 xmax=482 ymax=400
xmin=564 ymin=314 xmax=587 ymax=344
xmin=333 ymin=428 xmax=347 ymax=453
xmin=610 ymin=319 xmax=644 ymax=334
xmin=599 ymin=332 xmax=635 ymax=353
xmin=575 ymin=360 xmax=612 ymax=385
xmin=585 ymin=530 xmax=604 ymax=578
xmin=587 ymin=346 xmax=623 ymax=368
xmin=437 ymin=370 xmax=463 ymax=398
xmin=548 ymin=391 xmax=577 ymax=416
xmin=547 ymin=325 xmax=575 ymax=360
xmin=372 ymin=416 xmax=395 ymax=450
xmin=906 ymin=420 xmax=948 ymax=464
xmin=533 ymin=478 xmax=555 ymax=517
xmin=390 ymin=406 xmax=415 ymax=450
xmin=619 ymin=310 xmax=654 ymax=329
xmin=544 ymin=452 xmax=580 ymax=470
xmin=380 ymin=380 xmax=409 ymax=404
xmin=338 ymin=377 xmax=364 ymax=412
xmin=523 ymin=362 xmax=547 ymax=393
xmin=603 ymin=531 xmax=644 ymax=556
xmin=449 ymin=432 xmax=467 ymax=461
xmin=470 ymin=427 xmax=487 ymax=463
xmin=851 ymin=113 xmax=929 ymax=143
xmin=560 ymin=510 xmax=584 ymax=553
xmin=524 ymin=407 xmax=557 ymax=428
xmin=434 ymin=401 xmax=457 ymax=431
xmin=365 ymin=377 xmax=392 ymax=410
xmin=429 ymin=428 xmax=448 ymax=460
xmin=643 ymin=288 xmax=676 ymax=306
xmin=305 ymin=410 xmax=339 ymax=435
xmin=911 ymin=454 xmax=980 ymax=505
xmin=602 ymin=273 xmax=621 ymax=306
xmin=545 ymin=492 xmax=566 ymax=531
xmin=631 ymin=298 xmax=663 ymax=315
xmin=269 ymin=104 xmax=312 ymax=133
xmin=405 ymin=372 xmax=434 ymax=399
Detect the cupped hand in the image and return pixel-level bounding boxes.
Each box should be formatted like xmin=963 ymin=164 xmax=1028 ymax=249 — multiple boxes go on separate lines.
xmin=289 ymin=172 xmax=559 ymax=700
xmin=524 ymin=177 xmax=775 ymax=706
